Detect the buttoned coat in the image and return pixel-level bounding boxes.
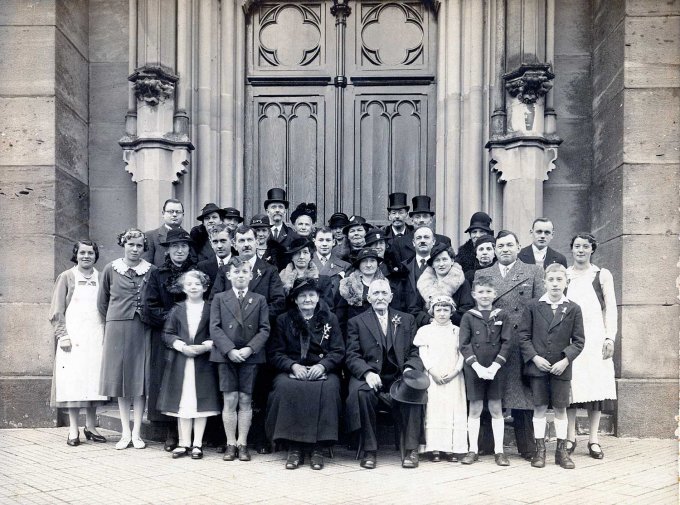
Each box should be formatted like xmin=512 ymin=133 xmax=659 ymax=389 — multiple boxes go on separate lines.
xmin=345 ymin=308 xmax=422 ymax=432
xmin=474 ymin=260 xmax=546 ymax=409
xmin=518 ymin=246 xmax=568 ymax=269
xmin=459 ymin=308 xmax=513 ymax=367
xmin=518 ymin=299 xmax=585 ymax=380
xmin=310 ymin=253 xmax=349 ymax=298
xmin=209 ymin=289 xmax=270 ymax=364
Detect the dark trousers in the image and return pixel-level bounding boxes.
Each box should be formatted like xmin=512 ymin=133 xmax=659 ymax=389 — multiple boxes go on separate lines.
xmin=512 ymin=409 xmax=536 ymax=456
xmin=357 ymin=389 xmax=423 ymax=453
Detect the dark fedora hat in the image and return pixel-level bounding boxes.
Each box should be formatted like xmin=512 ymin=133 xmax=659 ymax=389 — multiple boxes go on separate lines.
xmin=389 ymin=369 xmax=430 ymax=405
xmin=387 ymin=192 xmax=409 ymax=211
xmin=288 ymin=277 xmax=322 ymax=301
xmin=290 ymin=202 xmax=317 ymax=224
xmin=264 ymin=187 xmax=289 ymax=209
xmin=426 ymin=242 xmax=453 ymax=267
xmin=223 ymin=207 xmax=244 ymax=223
xmin=343 ymin=215 xmax=373 ymax=235
xmin=409 ymin=195 xmax=435 ymax=217
xmin=160 ymin=228 xmax=193 ymax=246
xmin=196 ymin=202 xmax=226 ymax=221
xmin=464 ymin=211 xmax=493 ymax=234
xmin=328 ymin=212 xmax=350 ymax=229
xmin=352 ymin=247 xmax=383 ymax=268
xmin=250 ymin=213 xmax=271 ymax=229
xmin=364 ymin=228 xmax=390 ymax=247
xmin=285 ymin=237 xmax=314 ymax=259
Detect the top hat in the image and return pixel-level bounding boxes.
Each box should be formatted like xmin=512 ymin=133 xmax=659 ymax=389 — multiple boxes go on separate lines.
xmin=387 ymin=192 xmax=409 ymax=211
xmin=409 ymin=195 xmax=435 ymax=217
xmin=284 ymin=237 xmax=314 ymax=259
xmin=364 ymin=228 xmax=390 ymax=247
xmin=474 ymin=234 xmax=496 ymax=250
xmin=389 ymin=369 xmax=430 ymax=405
xmin=250 ymin=214 xmax=271 ymax=229
xmin=464 ymin=212 xmax=493 ymax=234
xmin=290 ymin=202 xmax=317 ymax=224
xmin=196 ymin=203 xmax=226 ymax=222
xmin=264 ymin=188 xmax=289 ymax=209
xmin=288 ymin=277 xmax=322 ymax=301
xmin=352 ymin=247 xmax=383 ymax=268
xmin=426 ymin=242 xmax=453 ymax=267
xmin=328 ymin=212 xmax=350 ymax=229
xmin=343 ymin=215 xmax=373 ymax=235
xmin=223 ymin=207 xmax=244 ymax=223
xmin=160 ymin=228 xmax=193 ymax=246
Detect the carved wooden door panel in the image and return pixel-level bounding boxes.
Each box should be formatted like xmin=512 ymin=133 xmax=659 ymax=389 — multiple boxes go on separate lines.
xmin=245 ymin=0 xmax=437 ymax=222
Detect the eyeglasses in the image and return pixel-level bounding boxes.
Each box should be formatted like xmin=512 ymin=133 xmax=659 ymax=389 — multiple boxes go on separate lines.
xmin=164 ymin=210 xmax=184 ymax=215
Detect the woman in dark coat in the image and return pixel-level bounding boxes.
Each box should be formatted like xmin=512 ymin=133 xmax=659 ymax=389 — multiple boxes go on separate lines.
xmin=266 ymin=278 xmax=345 ymax=470
xmin=142 ymin=228 xmax=196 ymax=451
xmin=279 ymin=237 xmax=334 ymax=309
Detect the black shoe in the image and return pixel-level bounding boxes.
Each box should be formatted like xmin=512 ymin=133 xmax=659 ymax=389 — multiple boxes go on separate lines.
xmin=285 ymin=449 xmax=302 ymax=469
xmin=216 ymin=445 xmax=227 ymax=454
xmin=588 ymin=442 xmax=604 ymax=460
xmin=402 ymin=449 xmax=419 ymax=469
xmin=430 ymin=451 xmax=441 ymax=462
xmin=172 ymin=447 xmax=189 ymax=459
xmin=444 ymin=452 xmax=459 ymax=463
xmin=494 ymin=452 xmax=510 ymax=466
xmin=310 ymin=449 xmax=324 ymax=470
xmin=164 ymin=437 xmax=178 ymax=452
xmin=223 ymin=444 xmax=238 ymax=461
xmin=461 ymin=452 xmax=478 ymax=465
xmin=556 ymin=439 xmax=576 ymax=469
xmin=360 ymin=451 xmax=377 ymax=469
xmin=66 ymin=433 xmax=80 ymax=447
xmin=191 ymin=446 xmax=203 ymax=460
xmin=237 ymin=444 xmax=251 ymax=461
xmin=83 ymin=428 xmax=107 ymax=443
xmin=531 ymin=439 xmax=546 ymax=468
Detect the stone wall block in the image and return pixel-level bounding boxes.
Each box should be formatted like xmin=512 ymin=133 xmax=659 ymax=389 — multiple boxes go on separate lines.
xmin=625 ymin=0 xmax=680 ymax=16
xmin=89 ymin=124 xmax=129 ymax=185
xmin=0 ymin=303 xmax=55 ymax=375
xmin=593 ymin=0 xmax=625 ymax=47
xmin=55 ymin=98 xmax=88 ymax=184
xmin=89 ymin=0 xmax=129 ymax=63
xmin=548 ymin=118 xmax=593 ymax=184
xmin=55 ymin=0 xmax=88 ymax=59
xmin=592 ymin=89 xmax=624 ymax=181
xmin=0 ymin=26 xmax=55 ymax=96
xmin=592 ymin=20 xmax=625 ymax=112
xmin=591 ymin=166 xmax=623 ymax=242
xmin=54 ymin=168 xmax=89 ymax=242
xmin=0 ymin=1 xmax=55 ymax=25
xmin=0 ymin=378 xmax=56 ymax=428
xmin=90 ymin=62 xmax=131 ymax=123
xmin=625 ymin=16 xmax=680 ymax=88
xmin=553 ymin=56 xmax=593 ymax=119
xmin=55 ymin=28 xmax=88 ymax=123
xmin=0 ymin=166 xmax=56 ymax=238
xmin=0 ymin=235 xmax=58 ymax=304
xmin=0 ymin=97 xmax=55 ymax=166
xmin=623 ymin=164 xmax=680 ymax=235
xmin=555 ymin=0 xmax=592 ymax=55
xmin=89 ymin=187 xmax=138 ymax=265
xmin=542 ymin=186 xmax=592 ymax=256
xmin=621 ymin=235 xmax=679 ymax=305
xmin=616 ymin=379 xmax=678 ymax=437
xmin=623 ymin=89 xmax=680 ymax=164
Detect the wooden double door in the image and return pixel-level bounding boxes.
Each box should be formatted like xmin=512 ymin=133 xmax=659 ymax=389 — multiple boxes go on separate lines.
xmin=244 ymin=0 xmax=438 ymax=222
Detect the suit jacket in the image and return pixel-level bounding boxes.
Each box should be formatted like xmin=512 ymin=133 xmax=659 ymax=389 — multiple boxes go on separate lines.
xmin=310 ymin=253 xmax=349 ymax=298
xmin=396 ymin=256 xmax=428 ymax=313
xmin=459 ymin=308 xmax=513 ymax=368
xmin=270 ymin=222 xmax=299 ymax=250
xmin=518 ymin=246 xmax=568 ymax=269
xmin=389 ymin=232 xmax=452 ymax=265
xmin=209 ymin=289 xmax=270 ymax=364
xmin=197 ymin=257 xmax=220 ymax=295
xmin=382 ymin=223 xmax=413 ymax=240
xmin=518 ymin=299 xmax=585 ymax=380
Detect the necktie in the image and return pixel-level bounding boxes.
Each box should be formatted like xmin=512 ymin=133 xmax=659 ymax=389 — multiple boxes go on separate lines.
xmin=273 ymin=228 xmax=279 ymax=240
xmin=501 ymin=265 xmax=508 ymax=278
xmin=419 ymin=259 xmax=426 ymax=271
xmin=238 ymin=290 xmax=245 ymax=302
xmin=320 ymin=256 xmax=327 ymax=266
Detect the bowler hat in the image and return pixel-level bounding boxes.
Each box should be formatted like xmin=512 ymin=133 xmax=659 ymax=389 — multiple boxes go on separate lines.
xmin=160 ymin=228 xmax=193 ymax=246
xmin=264 ymin=188 xmax=289 ymax=209
xmin=328 ymin=212 xmax=350 ymax=229
xmin=285 ymin=237 xmax=314 ymax=259
xmin=352 ymin=247 xmax=383 ymax=268
xmin=426 ymin=242 xmax=453 ymax=267
xmin=409 ymin=195 xmax=435 ymax=217
xmin=250 ymin=214 xmax=271 ymax=228
xmin=223 ymin=207 xmax=244 ymax=223
xmin=343 ymin=215 xmax=373 ymax=235
xmin=290 ymin=202 xmax=317 ymax=224
xmin=364 ymin=228 xmax=390 ymax=247
xmin=474 ymin=234 xmax=496 ymax=250
xmin=387 ymin=192 xmax=409 ymax=211
xmin=389 ymin=369 xmax=430 ymax=405
xmin=464 ymin=212 xmax=493 ymax=234
xmin=196 ymin=203 xmax=226 ymax=221
xmin=288 ymin=277 xmax=322 ymax=301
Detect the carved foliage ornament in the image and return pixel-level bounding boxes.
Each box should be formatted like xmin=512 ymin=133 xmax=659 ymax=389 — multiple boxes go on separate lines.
xmin=129 ymin=66 xmax=178 ymax=106
xmin=504 ymin=63 xmax=554 ymax=105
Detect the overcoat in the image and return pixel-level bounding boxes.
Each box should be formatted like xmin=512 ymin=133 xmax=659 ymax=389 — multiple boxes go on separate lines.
xmin=142 ymin=226 xmax=196 ymax=267
xmin=189 ymin=224 xmax=216 ymax=263
xmin=518 ymin=246 xmax=568 ymax=269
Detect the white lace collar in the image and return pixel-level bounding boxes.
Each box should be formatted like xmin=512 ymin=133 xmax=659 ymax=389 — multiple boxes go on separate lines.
xmin=112 ymin=258 xmax=152 ymax=276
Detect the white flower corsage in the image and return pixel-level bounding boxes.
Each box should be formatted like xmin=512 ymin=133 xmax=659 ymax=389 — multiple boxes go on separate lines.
xmin=391 ymin=315 xmax=402 ymax=332
xmin=320 ymin=323 xmax=332 ymax=343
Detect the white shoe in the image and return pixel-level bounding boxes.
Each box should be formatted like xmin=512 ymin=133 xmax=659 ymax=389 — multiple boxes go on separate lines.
xmin=115 ymin=434 xmax=132 ymax=450
xmin=132 ymin=437 xmax=146 ymax=449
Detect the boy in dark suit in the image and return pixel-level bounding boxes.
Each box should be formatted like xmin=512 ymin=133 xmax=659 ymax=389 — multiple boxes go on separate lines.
xmin=518 ymin=263 xmax=585 ymax=469
xmin=210 ymin=257 xmax=270 ymax=462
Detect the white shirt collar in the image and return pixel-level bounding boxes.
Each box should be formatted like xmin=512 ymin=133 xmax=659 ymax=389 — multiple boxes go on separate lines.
xmin=247 ymin=256 xmax=257 ymax=269
xmin=532 ymin=244 xmax=547 ymax=260
xmin=217 ymin=254 xmax=231 ymax=266
xmin=233 ymin=287 xmax=248 ymax=297
xmin=539 ymin=293 xmax=569 ymax=307
xmin=499 ymin=260 xmax=516 ymax=273
xmin=317 ymin=252 xmax=330 ymax=261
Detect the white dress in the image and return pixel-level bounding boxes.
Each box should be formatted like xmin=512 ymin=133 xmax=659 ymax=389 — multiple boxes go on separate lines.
xmin=414 ymin=321 xmax=468 ymax=454
xmin=567 ymin=265 xmax=617 ymax=403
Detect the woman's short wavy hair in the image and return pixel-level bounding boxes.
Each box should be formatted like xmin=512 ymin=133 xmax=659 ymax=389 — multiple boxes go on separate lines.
xmin=70 ymin=240 xmax=100 ymax=264
xmin=570 ymin=232 xmax=597 ymax=254
xmin=117 ymin=228 xmax=149 ymax=251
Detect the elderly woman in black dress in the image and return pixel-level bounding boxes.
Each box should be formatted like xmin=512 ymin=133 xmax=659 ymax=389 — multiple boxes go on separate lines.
xmin=266 ymin=278 xmax=345 ymax=470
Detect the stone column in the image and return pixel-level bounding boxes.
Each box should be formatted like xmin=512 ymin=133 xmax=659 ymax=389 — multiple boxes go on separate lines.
xmin=486 ymin=0 xmax=561 ymax=246
xmin=119 ymin=0 xmax=193 ymax=231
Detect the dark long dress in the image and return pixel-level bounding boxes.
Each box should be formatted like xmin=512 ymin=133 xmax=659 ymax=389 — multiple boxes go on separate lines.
xmin=265 ymin=302 xmax=345 ymax=444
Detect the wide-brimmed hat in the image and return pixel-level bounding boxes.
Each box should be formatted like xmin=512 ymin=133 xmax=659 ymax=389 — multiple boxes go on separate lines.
xmin=223 ymin=207 xmax=244 ymax=223
xmin=465 ymin=211 xmax=493 ymax=234
xmin=250 ymin=214 xmax=271 ymax=229
xmin=426 ymin=242 xmax=453 ymax=267
xmin=196 ymin=203 xmax=226 ymax=221
xmin=389 ymin=369 xmax=430 ymax=405
xmin=285 ymin=237 xmax=314 ymax=259
xmin=290 ymin=202 xmax=317 ymax=224
xmin=160 ymin=228 xmax=193 ymax=246
xmin=352 ymin=247 xmax=383 ymax=268
xmin=264 ymin=187 xmax=289 ymax=209
xmin=343 ymin=215 xmax=373 ymax=235
xmin=387 ymin=192 xmax=409 ymax=211
xmin=409 ymin=195 xmax=435 ymax=217
xmin=288 ymin=277 xmax=322 ymax=301
xmin=328 ymin=212 xmax=350 ymax=229
xmin=475 ymin=234 xmax=496 ymax=250
xmin=364 ymin=228 xmax=390 ymax=247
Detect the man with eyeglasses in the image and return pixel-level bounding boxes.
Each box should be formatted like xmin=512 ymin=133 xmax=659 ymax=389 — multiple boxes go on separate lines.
xmin=518 ymin=218 xmax=567 ymax=269
xmin=143 ymin=198 xmax=194 ymax=267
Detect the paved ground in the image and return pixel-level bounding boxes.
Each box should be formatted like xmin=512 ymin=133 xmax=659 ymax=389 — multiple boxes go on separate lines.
xmin=0 ymin=428 xmax=676 ymax=504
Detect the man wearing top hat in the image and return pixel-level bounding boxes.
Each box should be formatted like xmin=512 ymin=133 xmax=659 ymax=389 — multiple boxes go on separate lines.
xmin=190 ymin=203 xmax=227 ymax=263
xmin=345 ymin=279 xmax=425 ymax=469
xmin=389 ymin=196 xmax=452 ymax=265
xmin=383 ymin=192 xmax=414 ymax=239
xmin=455 ymin=211 xmax=495 ymax=274
xmin=143 ymin=198 xmax=195 ymax=267
xmin=264 ymin=187 xmax=298 ymax=250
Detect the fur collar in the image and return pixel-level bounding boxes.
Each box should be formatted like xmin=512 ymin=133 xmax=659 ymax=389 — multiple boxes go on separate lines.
xmin=288 ymin=302 xmax=333 ymax=360
xmin=279 ymin=262 xmax=320 ymax=294
xmin=339 ymin=269 xmax=385 ymax=306
xmin=417 ymin=263 xmax=465 ymax=309
xmin=159 ymin=257 xmax=196 ymax=294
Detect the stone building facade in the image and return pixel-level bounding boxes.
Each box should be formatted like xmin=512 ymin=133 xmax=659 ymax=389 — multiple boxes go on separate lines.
xmin=0 ymin=0 xmax=677 ymax=438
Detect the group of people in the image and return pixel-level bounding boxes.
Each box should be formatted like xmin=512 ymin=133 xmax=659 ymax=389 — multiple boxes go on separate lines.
xmin=49 ymin=188 xmax=618 ymax=472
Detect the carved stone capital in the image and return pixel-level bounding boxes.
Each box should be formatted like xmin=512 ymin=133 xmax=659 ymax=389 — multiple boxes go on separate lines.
xmin=504 ymin=63 xmax=554 ymax=105
xmin=486 ymin=134 xmax=562 ymax=183
xmin=119 ymin=135 xmax=193 ymax=184
xmin=129 ymin=66 xmax=179 ymax=106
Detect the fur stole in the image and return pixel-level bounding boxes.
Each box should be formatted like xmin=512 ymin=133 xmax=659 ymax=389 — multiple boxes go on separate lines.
xmin=339 ymin=269 xmax=386 ymax=307
xmin=279 ymin=262 xmax=320 ymax=294
xmin=159 ymin=257 xmax=196 ymax=294
xmin=454 ymin=239 xmax=477 ymax=273
xmin=288 ymin=302 xmax=333 ymax=360
xmin=417 ymin=263 xmax=465 ymax=309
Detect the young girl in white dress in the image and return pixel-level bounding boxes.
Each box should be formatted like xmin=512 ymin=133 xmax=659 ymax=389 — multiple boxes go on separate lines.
xmin=414 ymin=294 xmax=467 ymax=461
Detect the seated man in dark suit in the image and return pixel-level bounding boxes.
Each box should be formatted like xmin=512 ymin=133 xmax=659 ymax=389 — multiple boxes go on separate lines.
xmin=345 ymin=279 xmax=425 ymax=470
xmin=518 ymin=218 xmax=568 ymax=269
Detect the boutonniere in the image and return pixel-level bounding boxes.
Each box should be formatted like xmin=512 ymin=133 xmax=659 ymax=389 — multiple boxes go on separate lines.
xmin=320 ymin=323 xmax=332 ymax=343
xmin=560 ymin=306 xmax=568 ymax=321
xmin=391 ymin=315 xmax=402 ymax=332
xmin=256 ymin=269 xmax=263 ymax=278
xmin=329 ymin=263 xmax=335 ymax=269
xmin=248 ymin=297 xmax=253 ymax=304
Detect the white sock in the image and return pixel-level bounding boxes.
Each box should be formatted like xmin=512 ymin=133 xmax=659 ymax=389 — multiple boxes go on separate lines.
xmin=178 ymin=418 xmax=192 ymax=448
xmin=554 ymin=417 xmax=568 ymax=440
xmin=222 ymin=410 xmax=238 ymax=446
xmin=532 ymin=417 xmax=547 ymax=440
xmin=236 ymin=408 xmax=253 ymax=446
xmin=467 ymin=417 xmax=480 ymax=453
xmin=491 ymin=417 xmax=505 ymax=454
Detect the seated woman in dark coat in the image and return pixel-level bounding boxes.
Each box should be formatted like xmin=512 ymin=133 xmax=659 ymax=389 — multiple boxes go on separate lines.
xmin=278 ymin=237 xmax=334 ymax=309
xmin=266 ymin=278 xmax=345 ymax=471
